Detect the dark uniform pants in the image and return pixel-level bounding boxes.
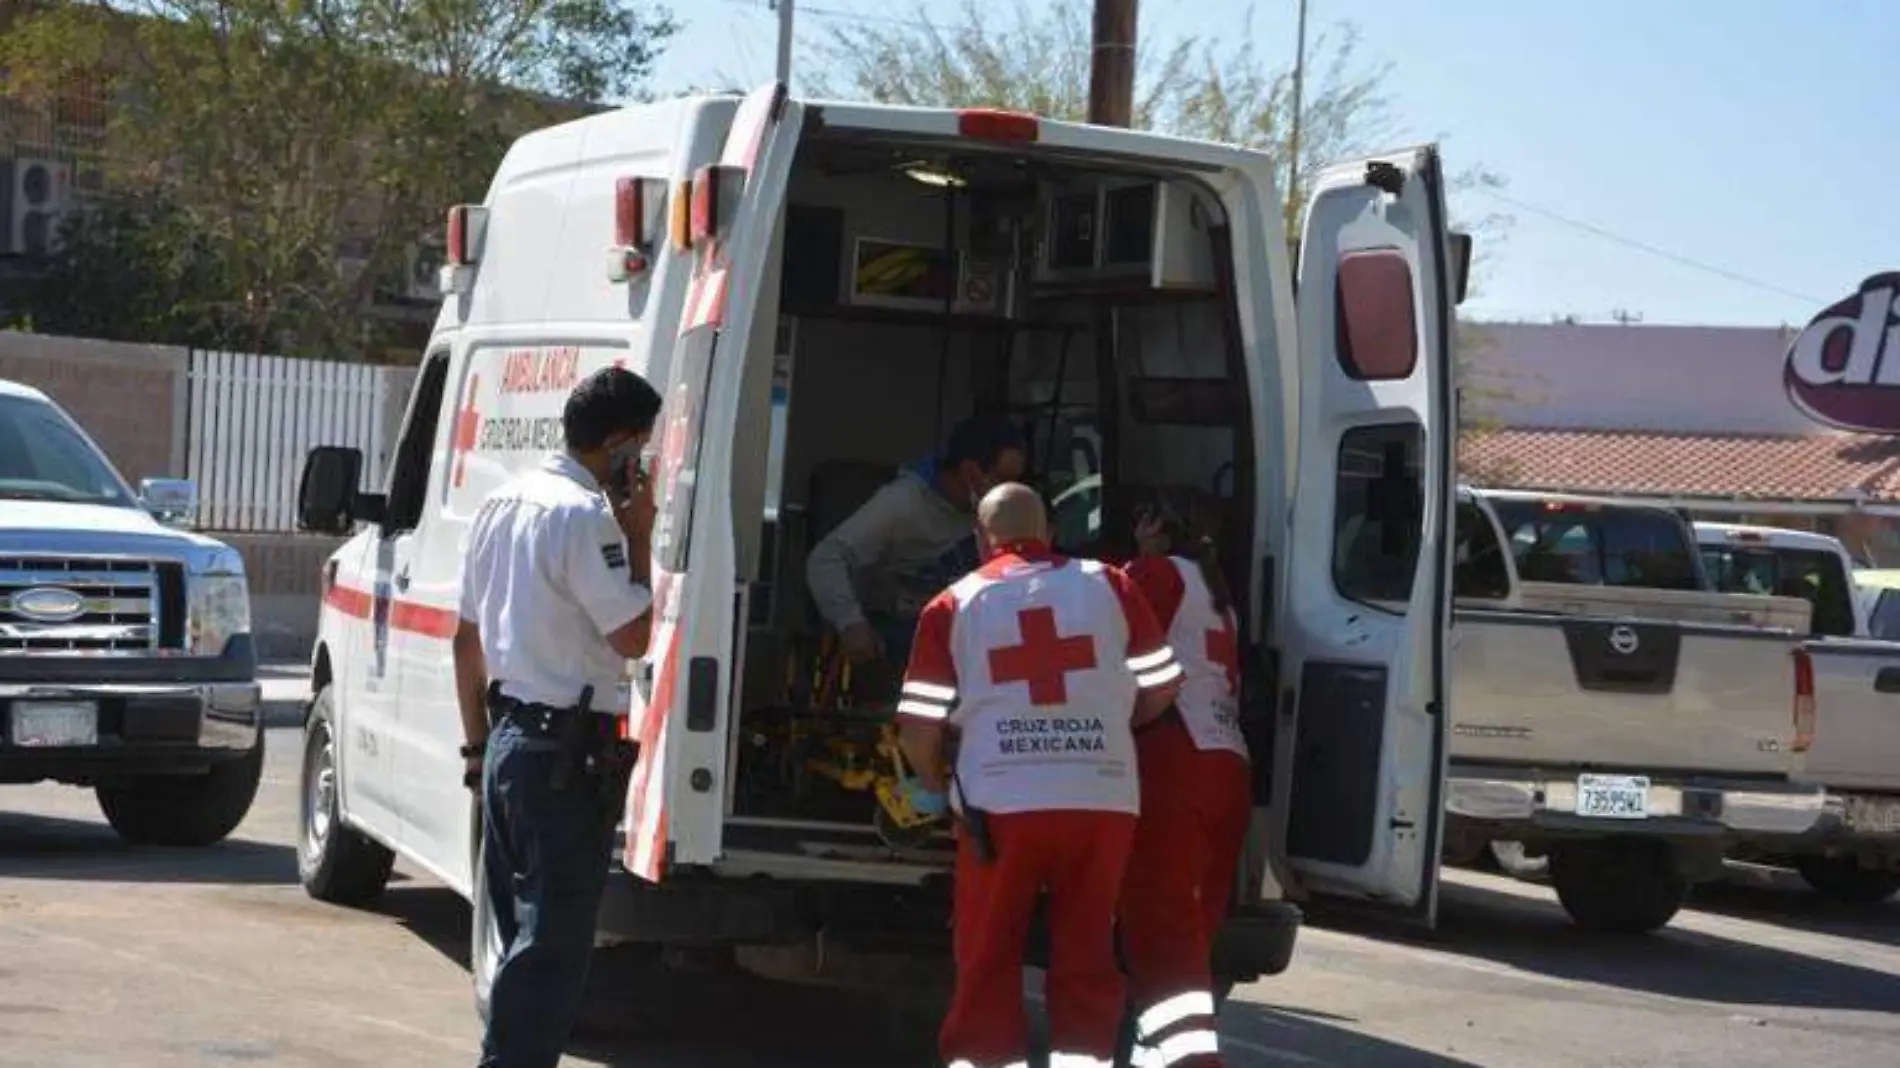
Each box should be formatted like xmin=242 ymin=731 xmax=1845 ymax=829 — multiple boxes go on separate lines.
xmin=478 ymin=713 xmax=615 ymax=1068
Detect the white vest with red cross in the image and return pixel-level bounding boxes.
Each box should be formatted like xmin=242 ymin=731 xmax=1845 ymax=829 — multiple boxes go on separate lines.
xmin=1161 ymin=556 xmax=1248 ymax=758
xmin=897 ymin=546 xmax=1180 ymax=816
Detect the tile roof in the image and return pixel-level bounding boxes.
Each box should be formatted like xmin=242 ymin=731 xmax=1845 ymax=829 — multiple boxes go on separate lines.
xmin=1459 ymin=427 xmax=1900 ymax=504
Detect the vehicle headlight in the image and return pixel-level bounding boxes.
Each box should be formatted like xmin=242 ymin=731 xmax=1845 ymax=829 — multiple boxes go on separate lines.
xmin=188 ymin=550 xmax=252 ymax=656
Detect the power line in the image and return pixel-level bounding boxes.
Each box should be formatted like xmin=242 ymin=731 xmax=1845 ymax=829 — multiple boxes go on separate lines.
xmin=715 ymin=0 xmax=931 ymax=30
xmin=1470 ymin=187 xmax=1825 ymax=307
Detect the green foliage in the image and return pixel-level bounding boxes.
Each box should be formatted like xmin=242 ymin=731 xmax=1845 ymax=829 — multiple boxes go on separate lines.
xmin=0 ymin=0 xmax=676 ymax=359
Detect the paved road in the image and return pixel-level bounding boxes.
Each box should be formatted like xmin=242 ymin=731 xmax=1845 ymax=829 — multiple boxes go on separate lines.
xmin=3 ymin=726 xmax=1897 ymax=1067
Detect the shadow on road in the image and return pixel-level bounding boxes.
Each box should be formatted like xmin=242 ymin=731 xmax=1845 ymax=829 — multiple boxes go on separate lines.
xmin=0 ymin=811 xmax=299 ymax=885
xmin=1687 ymin=867 xmax=1900 ymax=949
xmin=1224 ymin=1000 xmax=1482 ymax=1067
xmin=367 ymin=883 xmax=474 ymax=969
xmin=1306 ymin=878 xmax=1900 ymax=1015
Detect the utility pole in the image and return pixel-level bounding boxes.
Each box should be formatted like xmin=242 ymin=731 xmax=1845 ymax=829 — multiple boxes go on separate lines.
xmin=772 ymin=0 xmax=795 ymax=86
xmin=1087 ymin=0 xmax=1137 ymax=127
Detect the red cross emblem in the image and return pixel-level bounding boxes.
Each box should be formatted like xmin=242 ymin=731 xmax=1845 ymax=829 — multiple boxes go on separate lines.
xmin=988 ymin=607 xmax=1099 ymax=706
xmin=1207 ymin=620 xmax=1239 ymax=695
xmin=450 ymin=375 xmax=481 ymax=488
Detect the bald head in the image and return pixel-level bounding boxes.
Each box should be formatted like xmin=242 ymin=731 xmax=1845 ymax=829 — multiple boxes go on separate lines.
xmin=978 ymin=482 xmax=1047 ymax=545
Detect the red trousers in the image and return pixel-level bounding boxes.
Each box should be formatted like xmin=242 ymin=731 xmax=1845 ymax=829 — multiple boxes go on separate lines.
xmin=1119 ymin=717 xmax=1252 ymax=1068
xmin=940 ymin=809 xmax=1137 ymax=1068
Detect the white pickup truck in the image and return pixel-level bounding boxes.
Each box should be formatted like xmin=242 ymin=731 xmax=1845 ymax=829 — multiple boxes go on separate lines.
xmin=1697 ymin=523 xmax=1900 ymax=903
xmin=1 ymin=378 xmax=263 ymax=845
xmin=1444 ymin=489 xmax=1827 ymax=932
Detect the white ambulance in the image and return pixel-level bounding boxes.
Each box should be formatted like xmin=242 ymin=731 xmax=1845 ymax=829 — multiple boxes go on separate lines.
xmin=292 ymin=83 xmax=1467 ymax=1006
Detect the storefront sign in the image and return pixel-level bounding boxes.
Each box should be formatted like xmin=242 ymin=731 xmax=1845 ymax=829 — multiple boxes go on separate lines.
xmin=1785 ymin=273 xmax=1900 ymax=432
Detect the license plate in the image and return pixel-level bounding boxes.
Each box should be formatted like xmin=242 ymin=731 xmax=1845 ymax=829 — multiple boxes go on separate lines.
xmin=1576 ymin=774 xmax=1650 ymax=819
xmin=9 ymin=701 xmax=99 ymax=747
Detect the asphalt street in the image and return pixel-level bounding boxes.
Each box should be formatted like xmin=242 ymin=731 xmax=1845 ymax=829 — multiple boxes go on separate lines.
xmin=2 ymin=724 xmax=1897 ymax=1067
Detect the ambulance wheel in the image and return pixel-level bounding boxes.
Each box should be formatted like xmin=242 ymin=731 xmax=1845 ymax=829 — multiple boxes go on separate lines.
xmin=298 ymin=687 xmax=394 ymax=903
xmin=472 ymin=836 xmax=504 ymax=1024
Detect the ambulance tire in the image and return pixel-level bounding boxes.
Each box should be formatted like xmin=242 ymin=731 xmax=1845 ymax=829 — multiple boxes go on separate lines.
xmin=1549 ymin=839 xmax=1685 ymax=934
xmin=1795 ymin=856 xmax=1900 ymax=904
xmin=96 ymin=727 xmax=264 ymax=848
xmin=297 ymin=687 xmax=395 ymax=904
xmin=471 ymin=835 xmax=503 ymax=1024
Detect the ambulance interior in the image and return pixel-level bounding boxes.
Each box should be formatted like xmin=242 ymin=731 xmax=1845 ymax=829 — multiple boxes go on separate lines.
xmin=721 ymin=123 xmax=1267 ymax=867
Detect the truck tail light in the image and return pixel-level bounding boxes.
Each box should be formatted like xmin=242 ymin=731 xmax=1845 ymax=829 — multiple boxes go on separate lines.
xmin=669 ymin=179 xmax=693 ymax=252
xmin=446 ymin=204 xmax=488 ymax=266
xmin=690 ymin=164 xmax=741 ymax=246
xmin=1792 ymin=647 xmax=1816 ymax=753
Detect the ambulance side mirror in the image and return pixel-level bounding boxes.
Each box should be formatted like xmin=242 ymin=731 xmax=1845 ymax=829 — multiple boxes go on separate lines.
xmin=298 ymin=446 xmax=386 ymax=535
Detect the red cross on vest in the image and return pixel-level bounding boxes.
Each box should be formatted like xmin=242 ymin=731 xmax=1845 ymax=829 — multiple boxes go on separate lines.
xmin=450 ymin=375 xmax=481 ymax=488
xmin=1207 ymin=620 xmax=1239 ymax=694
xmin=988 ymin=606 xmax=1099 ymax=706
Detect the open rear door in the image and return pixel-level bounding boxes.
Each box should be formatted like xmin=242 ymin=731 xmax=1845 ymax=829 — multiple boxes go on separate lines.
xmin=1273 ymin=147 xmax=1456 ymax=922
xmin=624 ymin=83 xmax=804 ymax=882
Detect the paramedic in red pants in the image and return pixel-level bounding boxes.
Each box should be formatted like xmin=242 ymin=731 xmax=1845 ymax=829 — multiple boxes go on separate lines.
xmin=1119 ymin=498 xmax=1251 ymax=1068
xmin=893 ymin=482 xmax=1183 ymax=1068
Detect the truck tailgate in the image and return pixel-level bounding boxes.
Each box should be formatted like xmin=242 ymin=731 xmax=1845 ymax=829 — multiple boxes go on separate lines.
xmin=1453 ymin=609 xmax=1803 ymax=775
xmin=1801 ymin=639 xmax=1900 ymax=792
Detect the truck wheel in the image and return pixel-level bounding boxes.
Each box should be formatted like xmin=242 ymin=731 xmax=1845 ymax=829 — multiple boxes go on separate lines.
xmin=298 ymin=687 xmax=395 ymax=904
xmin=1795 ymin=856 xmax=1900 ymax=904
xmin=96 ymin=729 xmax=265 ymax=847
xmin=1548 ymin=840 xmax=1685 ymax=934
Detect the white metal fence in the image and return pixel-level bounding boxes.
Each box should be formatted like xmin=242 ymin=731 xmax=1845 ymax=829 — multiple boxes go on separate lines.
xmin=186 ymin=350 xmax=391 ymax=532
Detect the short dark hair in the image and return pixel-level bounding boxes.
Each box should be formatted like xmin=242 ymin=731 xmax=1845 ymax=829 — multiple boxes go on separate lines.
xmin=563 ymin=367 xmax=663 ymax=451
xmin=941 ymin=414 xmax=1025 ymax=473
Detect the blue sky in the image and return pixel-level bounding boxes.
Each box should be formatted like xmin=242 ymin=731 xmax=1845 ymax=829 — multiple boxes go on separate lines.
xmin=654 ymin=0 xmax=1897 ymax=328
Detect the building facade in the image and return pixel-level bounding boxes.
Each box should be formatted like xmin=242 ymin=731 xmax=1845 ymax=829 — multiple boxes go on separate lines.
xmin=1462 ymin=321 xmax=1900 ymax=565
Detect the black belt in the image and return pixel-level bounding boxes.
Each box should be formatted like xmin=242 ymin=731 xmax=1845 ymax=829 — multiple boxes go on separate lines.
xmin=486 ymin=685 xmax=593 ymax=738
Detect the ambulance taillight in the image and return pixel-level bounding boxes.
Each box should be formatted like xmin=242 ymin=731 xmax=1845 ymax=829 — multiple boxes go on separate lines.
xmin=669 ymin=179 xmax=693 ymax=252
xmin=958 ymin=109 xmax=1039 ymax=143
xmin=608 ymin=177 xmax=666 ymax=283
xmin=441 ymin=204 xmax=489 ymax=296
xmin=690 ymin=164 xmax=743 ymax=246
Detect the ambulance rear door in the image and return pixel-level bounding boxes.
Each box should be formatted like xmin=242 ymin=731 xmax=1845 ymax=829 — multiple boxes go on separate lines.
xmin=1273 ymin=147 xmax=1457 ymax=923
xmin=624 ymin=83 xmax=804 ymax=881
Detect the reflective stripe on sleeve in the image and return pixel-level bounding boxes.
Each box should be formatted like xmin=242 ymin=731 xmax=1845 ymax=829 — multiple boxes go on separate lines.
xmin=1049 ymin=1054 xmax=1115 ymax=1068
xmin=903 ymin=679 xmax=957 ymax=702
xmin=1136 ymin=659 xmax=1185 ymax=689
xmin=1127 ymin=646 xmax=1174 ymax=672
xmin=895 ymin=699 xmax=950 ymax=720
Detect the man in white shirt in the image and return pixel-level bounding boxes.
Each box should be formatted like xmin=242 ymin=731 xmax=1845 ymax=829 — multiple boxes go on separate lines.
xmin=451 ymin=367 xmax=661 ymax=1068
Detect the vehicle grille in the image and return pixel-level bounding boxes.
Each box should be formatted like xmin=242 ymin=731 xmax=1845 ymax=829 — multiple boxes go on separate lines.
xmin=0 ymin=557 xmax=177 ymax=654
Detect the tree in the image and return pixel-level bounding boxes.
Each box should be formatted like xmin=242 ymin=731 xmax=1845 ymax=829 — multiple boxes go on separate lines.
xmin=0 ymin=0 xmax=676 ymax=359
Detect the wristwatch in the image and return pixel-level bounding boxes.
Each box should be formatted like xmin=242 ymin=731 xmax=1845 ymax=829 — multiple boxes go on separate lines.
xmin=460 ymin=741 xmax=486 ymax=759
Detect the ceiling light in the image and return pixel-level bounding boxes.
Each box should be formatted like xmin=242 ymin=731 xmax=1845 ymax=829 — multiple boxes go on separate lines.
xmin=904 ymin=167 xmax=967 ymax=188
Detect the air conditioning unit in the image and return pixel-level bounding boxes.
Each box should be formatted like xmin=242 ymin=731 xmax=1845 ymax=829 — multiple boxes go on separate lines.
xmin=404 ymin=242 xmax=445 ymax=302
xmin=4 ymin=157 xmax=75 ymax=258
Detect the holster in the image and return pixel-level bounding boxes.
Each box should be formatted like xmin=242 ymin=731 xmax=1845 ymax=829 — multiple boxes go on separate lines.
xmin=951 ymin=772 xmax=996 ymax=864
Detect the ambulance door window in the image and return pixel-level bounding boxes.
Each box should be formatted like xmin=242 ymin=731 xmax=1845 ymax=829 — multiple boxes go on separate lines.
xmin=1452 ymin=501 xmax=1510 ymax=600
xmin=1332 ymin=424 xmax=1424 ymax=610
xmin=382 ymin=351 xmax=451 ymax=534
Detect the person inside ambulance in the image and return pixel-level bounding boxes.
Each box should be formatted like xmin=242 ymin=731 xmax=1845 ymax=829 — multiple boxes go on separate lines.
xmin=1117 ymin=490 xmax=1251 ymax=1068
xmin=804 ymin=414 xmax=1028 ymax=671
xmin=891 ymin=482 xmax=1184 ymax=1068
